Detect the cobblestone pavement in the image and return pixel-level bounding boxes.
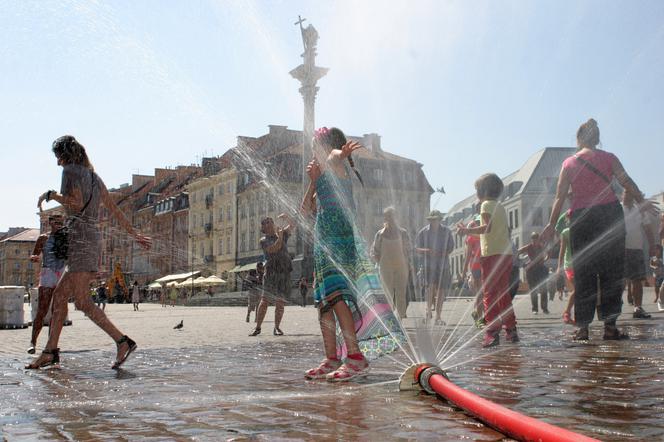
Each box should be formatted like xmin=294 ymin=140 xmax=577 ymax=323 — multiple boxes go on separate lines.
xmin=1 ymin=290 xmax=663 ymax=440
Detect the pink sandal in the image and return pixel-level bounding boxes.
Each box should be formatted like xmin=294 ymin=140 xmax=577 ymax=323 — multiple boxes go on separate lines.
xmin=305 ymin=358 xmax=341 ymax=380
xmin=326 ymin=358 xmax=369 ymax=382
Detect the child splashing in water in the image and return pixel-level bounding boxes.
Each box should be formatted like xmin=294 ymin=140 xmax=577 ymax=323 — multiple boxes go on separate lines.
xmin=457 ymin=173 xmax=518 ymax=348
xmin=302 ymin=127 xmax=405 ymax=381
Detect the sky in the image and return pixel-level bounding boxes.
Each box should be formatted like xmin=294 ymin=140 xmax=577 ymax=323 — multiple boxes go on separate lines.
xmin=1 ymin=0 xmax=663 ymax=231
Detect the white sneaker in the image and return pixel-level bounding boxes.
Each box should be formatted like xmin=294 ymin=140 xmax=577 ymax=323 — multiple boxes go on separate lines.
xmin=658 ymin=301 xmax=664 ymax=312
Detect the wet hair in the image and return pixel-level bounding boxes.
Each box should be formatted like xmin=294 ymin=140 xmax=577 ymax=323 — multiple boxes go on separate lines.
xmin=315 ymin=127 xmax=364 ymax=186
xmin=474 ymin=173 xmax=504 ymax=200
xmin=576 ymin=118 xmax=600 ymax=150
xmin=52 ymin=135 xmax=94 ymax=170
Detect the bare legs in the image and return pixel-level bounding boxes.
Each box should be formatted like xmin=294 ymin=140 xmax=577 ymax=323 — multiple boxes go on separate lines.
xmin=253 ymin=296 xmax=285 ymax=333
xmin=30 ymin=286 xmax=54 ymax=347
xmin=318 ymin=295 xmax=361 ymax=358
xmin=425 ymin=285 xmax=445 ymax=322
xmin=28 ymin=271 xmax=132 ymax=368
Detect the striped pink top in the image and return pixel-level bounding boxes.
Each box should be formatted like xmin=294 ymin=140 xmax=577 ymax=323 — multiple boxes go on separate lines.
xmin=562 ymin=149 xmax=619 ymax=211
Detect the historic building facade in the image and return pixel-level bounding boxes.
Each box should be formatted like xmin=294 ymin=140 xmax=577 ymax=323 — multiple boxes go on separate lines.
xmin=186 ymin=125 xmax=433 ymax=283
xmin=0 ymin=228 xmax=40 ymax=288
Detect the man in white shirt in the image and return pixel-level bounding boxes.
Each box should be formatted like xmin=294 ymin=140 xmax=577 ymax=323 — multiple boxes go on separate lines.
xmin=623 ymin=192 xmax=656 ymax=319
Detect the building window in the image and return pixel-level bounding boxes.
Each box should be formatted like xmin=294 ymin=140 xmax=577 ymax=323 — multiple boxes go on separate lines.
xmin=250 ymin=231 xmax=255 ymax=250
xmin=509 ymin=211 xmax=514 ymax=229
xmin=532 ymin=208 xmax=543 ymax=226
xmin=227 ymin=205 xmax=232 ymax=221
xmin=218 ymin=184 xmax=224 ymax=195
xmin=240 ymin=204 xmax=246 ymax=219
xmin=249 ymin=202 xmax=255 ymax=218
xmin=227 ymin=182 xmax=232 ymax=194
xmin=374 ymin=199 xmax=383 ymax=216
xmin=514 ymin=208 xmax=519 ymax=228
xmin=218 ymin=207 xmax=223 ymax=223
xmin=373 ymin=169 xmax=383 ymax=181
xmin=193 ymin=214 xmax=197 ymax=228
xmin=192 ymin=192 xmax=197 ymax=203
xmin=240 ymin=232 xmax=246 ymax=252
xmin=219 ymin=239 xmax=224 ymax=255
xmin=226 ymin=236 xmax=231 ymax=254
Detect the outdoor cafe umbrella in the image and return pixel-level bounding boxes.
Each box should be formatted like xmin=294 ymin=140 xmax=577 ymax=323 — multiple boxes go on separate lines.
xmin=200 ymin=275 xmax=226 ymax=285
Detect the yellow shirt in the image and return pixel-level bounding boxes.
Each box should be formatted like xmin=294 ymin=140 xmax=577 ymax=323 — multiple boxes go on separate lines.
xmin=480 ymin=200 xmax=512 ymax=257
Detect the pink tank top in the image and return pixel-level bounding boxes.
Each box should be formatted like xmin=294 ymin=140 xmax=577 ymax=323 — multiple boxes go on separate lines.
xmin=561 ymin=150 xmax=618 ymax=211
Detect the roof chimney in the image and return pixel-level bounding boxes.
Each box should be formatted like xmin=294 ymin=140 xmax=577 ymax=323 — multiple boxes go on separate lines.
xmin=362 ymin=133 xmax=382 ymax=153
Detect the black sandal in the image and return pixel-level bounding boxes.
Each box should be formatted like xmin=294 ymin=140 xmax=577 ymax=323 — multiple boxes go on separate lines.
xmin=603 ymin=326 xmax=629 ymax=341
xmin=249 ymin=328 xmax=261 ymax=336
xmin=273 ymin=327 xmax=284 ymax=336
xmin=573 ymin=327 xmax=589 ymax=341
xmin=25 ymin=348 xmax=60 ymax=369
xmin=112 ymin=335 xmax=137 ymax=370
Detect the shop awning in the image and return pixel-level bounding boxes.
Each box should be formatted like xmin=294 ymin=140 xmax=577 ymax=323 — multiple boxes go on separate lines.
xmin=154 ymin=271 xmax=201 ymax=283
xmin=228 ymin=262 xmax=259 ymax=273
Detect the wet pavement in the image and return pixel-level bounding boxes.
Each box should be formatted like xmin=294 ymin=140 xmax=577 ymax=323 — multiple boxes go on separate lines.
xmin=1 ymin=293 xmax=664 ymax=441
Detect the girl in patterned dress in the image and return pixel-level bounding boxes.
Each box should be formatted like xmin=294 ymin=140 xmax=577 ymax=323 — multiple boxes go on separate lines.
xmin=301 ymin=127 xmax=405 ymax=382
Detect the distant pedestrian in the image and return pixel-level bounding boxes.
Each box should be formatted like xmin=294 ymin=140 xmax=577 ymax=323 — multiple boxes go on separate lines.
xmin=27 ymin=214 xmax=66 ymax=355
xmin=250 ymin=214 xmax=295 ymax=336
xmin=27 ymin=135 xmax=151 ymax=369
xmin=415 ymin=210 xmax=454 ymax=325
xmin=556 ymin=212 xmax=575 ymax=325
xmin=96 ymin=282 xmax=107 ymax=311
xmin=518 ymin=232 xmax=550 ymax=315
xmin=299 ymin=277 xmax=308 ymax=307
xmin=457 ymin=173 xmax=518 ymax=348
xmin=169 ymin=285 xmax=177 ymax=307
xmin=542 ymin=118 xmax=656 ymax=341
xmin=622 ymin=191 xmax=656 ymax=319
xmin=371 ymin=206 xmax=411 ymax=319
xmin=650 ymin=245 xmax=664 ymax=311
xmin=461 ymin=215 xmax=484 ymax=327
xmin=245 ymin=263 xmax=264 ymax=322
xmin=131 ymin=280 xmax=140 ymax=311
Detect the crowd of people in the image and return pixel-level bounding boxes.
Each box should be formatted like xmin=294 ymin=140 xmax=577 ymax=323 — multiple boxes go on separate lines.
xmin=24 ymin=118 xmax=662 ymax=380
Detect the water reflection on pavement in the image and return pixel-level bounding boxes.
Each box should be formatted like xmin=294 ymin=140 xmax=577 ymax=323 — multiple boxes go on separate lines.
xmin=2 ymin=320 xmax=664 ymax=441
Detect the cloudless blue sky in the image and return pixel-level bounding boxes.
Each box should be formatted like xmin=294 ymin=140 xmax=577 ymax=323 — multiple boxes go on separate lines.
xmin=1 ymin=0 xmax=663 ymax=230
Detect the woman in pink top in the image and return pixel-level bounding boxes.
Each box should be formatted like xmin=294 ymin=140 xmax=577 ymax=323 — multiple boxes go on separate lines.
xmin=542 ymin=119 xmax=648 ymax=341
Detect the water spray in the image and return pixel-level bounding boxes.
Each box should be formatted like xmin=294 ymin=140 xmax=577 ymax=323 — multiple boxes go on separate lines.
xmin=399 ymin=363 xmax=600 ymax=442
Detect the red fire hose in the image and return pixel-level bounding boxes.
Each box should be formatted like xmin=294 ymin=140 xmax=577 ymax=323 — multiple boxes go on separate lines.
xmin=414 ymin=365 xmax=600 ymax=442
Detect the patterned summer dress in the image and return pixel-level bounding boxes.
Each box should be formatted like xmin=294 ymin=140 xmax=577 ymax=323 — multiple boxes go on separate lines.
xmin=313 ymin=169 xmax=406 ymax=360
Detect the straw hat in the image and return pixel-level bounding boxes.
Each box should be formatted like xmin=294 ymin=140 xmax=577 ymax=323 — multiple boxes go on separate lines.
xmin=426 ymin=210 xmax=444 ymax=220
